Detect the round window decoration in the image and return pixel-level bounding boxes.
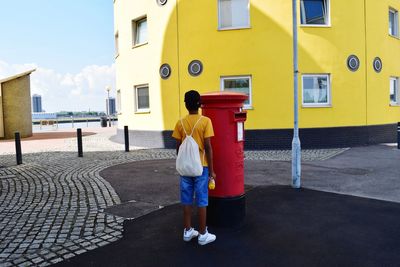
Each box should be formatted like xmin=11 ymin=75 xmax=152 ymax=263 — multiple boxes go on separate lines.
xmin=347 ymin=55 xmax=360 ymax=72
xmin=157 ymin=0 xmax=167 ymax=6
xmin=373 ymin=57 xmax=382 ymax=73
xmin=159 ymin=64 xmax=171 ymax=79
xmin=188 ymin=60 xmax=203 ymax=76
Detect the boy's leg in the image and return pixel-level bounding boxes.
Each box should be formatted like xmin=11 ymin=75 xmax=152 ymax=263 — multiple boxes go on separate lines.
xmin=198 ymin=207 xmax=207 ymax=234
xmin=181 ymin=176 xmax=194 ymax=230
xmin=194 ymin=167 xmax=209 ymax=234
xmin=183 ymin=205 xmax=192 ymax=230
xmin=195 ymin=168 xmax=216 ymax=245
xmin=181 ymin=177 xmax=199 ymax=242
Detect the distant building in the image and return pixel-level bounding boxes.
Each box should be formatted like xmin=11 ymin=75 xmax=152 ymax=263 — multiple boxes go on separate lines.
xmin=106 ymin=97 xmax=116 ymax=115
xmin=0 ymin=69 xmax=36 ymax=139
xmin=32 ymin=94 xmax=42 ymax=113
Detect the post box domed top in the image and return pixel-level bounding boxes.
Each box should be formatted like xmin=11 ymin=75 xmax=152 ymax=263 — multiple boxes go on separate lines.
xmin=200 ymin=92 xmax=248 ymax=108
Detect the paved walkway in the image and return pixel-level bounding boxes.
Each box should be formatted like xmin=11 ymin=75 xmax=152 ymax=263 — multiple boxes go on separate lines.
xmin=54 ymin=144 xmax=400 ymax=267
xmin=1 ymin=127 xmax=398 ymax=266
xmin=56 ymin=186 xmax=400 ymax=267
xmin=0 ymin=127 xmax=141 ymax=156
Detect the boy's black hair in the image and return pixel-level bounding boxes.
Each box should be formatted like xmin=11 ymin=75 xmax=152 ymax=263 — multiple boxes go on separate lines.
xmin=184 ymin=90 xmax=201 ymax=111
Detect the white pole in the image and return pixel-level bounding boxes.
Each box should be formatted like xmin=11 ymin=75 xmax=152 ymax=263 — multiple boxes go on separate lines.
xmin=106 ymin=86 xmax=111 ymax=127
xmin=292 ymin=0 xmax=301 ymax=188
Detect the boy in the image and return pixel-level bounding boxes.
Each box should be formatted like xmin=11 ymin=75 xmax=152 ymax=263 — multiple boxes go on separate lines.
xmin=172 ymin=90 xmax=217 ymax=246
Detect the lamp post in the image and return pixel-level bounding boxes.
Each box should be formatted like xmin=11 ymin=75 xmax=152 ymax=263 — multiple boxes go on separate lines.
xmin=292 ymin=0 xmax=301 ymax=188
xmin=106 ymin=86 xmax=111 ymax=127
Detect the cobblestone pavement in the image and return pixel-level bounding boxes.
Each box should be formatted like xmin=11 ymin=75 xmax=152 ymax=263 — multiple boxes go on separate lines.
xmin=0 ymin=148 xmax=346 ymax=266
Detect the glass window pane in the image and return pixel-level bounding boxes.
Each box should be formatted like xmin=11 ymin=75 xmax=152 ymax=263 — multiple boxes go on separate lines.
xmin=390 ymin=79 xmax=397 ymax=103
xmin=137 ymin=87 xmax=149 ymax=109
xmin=389 ymin=11 xmax=394 ymax=35
xmin=117 ymin=91 xmax=121 ymax=112
xmin=301 ymin=0 xmax=327 ymax=25
xmin=136 ymin=19 xmax=147 ymax=44
xmin=114 ymin=34 xmax=119 ymax=55
xmin=303 ymin=76 xmax=328 ymax=104
xmin=223 ymin=78 xmax=250 ymax=105
xmin=219 ymin=0 xmax=249 ymax=28
xmin=389 ymin=10 xmax=398 ymax=36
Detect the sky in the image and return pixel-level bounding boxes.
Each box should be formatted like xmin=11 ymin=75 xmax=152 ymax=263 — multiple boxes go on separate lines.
xmin=0 ymin=1 xmax=116 ymax=112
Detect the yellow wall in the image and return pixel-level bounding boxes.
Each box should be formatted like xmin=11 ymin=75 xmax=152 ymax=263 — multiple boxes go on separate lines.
xmin=1 ymin=76 xmax=33 ymax=139
xmin=115 ymin=0 xmax=400 ymax=132
xmin=366 ymin=0 xmax=400 ymax=125
xmin=114 ymin=0 xmax=179 ymax=131
xmin=299 ymin=0 xmax=367 ymax=128
xmin=175 ymin=0 xmax=295 ymax=130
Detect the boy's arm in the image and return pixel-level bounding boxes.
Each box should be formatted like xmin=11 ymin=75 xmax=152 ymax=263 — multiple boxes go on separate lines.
xmin=204 ymin=137 xmax=216 ymax=179
xmin=172 ymin=120 xmax=182 ymax=154
xmin=175 ymin=140 xmax=181 ymax=155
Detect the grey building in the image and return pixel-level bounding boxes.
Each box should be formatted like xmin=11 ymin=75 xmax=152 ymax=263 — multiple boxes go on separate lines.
xmin=32 ymin=94 xmax=42 ymax=113
xmin=106 ymin=97 xmax=116 ymax=115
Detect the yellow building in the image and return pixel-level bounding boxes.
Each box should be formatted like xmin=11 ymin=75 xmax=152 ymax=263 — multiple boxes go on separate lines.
xmin=0 ymin=70 xmax=35 ymax=139
xmin=113 ymin=0 xmax=400 ymax=149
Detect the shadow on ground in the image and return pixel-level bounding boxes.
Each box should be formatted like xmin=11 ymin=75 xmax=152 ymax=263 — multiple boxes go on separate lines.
xmin=56 ymin=185 xmax=400 ymax=267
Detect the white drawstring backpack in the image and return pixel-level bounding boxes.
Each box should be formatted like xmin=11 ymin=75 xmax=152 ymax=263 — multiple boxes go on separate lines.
xmin=176 ymin=116 xmax=204 ymax=177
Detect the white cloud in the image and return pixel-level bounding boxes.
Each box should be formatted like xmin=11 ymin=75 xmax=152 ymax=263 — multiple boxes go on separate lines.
xmin=0 ymin=60 xmax=115 ymax=112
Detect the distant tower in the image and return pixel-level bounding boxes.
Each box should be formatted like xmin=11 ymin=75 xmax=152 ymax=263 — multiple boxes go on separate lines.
xmin=107 ymin=97 xmax=116 ymax=115
xmin=32 ymin=94 xmax=42 ymax=112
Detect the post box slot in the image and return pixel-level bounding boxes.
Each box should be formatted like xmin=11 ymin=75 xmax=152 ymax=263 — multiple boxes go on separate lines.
xmin=234 ymin=112 xmax=247 ymax=121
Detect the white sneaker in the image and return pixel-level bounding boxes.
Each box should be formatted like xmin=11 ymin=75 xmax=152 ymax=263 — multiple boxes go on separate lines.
xmin=198 ymin=229 xmax=216 ymax=245
xmin=183 ymin=228 xmax=199 ymax=242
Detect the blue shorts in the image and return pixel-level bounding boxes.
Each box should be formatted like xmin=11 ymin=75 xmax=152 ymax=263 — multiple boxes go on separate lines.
xmin=180 ymin=167 xmax=209 ymax=207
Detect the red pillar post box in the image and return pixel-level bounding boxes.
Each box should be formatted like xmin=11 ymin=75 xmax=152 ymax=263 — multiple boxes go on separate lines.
xmin=201 ymin=92 xmax=248 ymax=227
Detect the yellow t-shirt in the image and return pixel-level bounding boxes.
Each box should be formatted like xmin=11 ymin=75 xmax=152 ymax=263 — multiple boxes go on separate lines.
xmin=172 ymin=114 xmax=214 ymax=166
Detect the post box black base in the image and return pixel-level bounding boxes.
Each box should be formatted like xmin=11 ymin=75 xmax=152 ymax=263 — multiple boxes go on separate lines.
xmin=207 ymin=194 xmax=245 ymax=228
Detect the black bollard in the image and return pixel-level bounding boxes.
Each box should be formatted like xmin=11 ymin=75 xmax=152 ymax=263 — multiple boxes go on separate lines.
xmin=124 ymin=126 xmax=129 ymax=152
xmin=15 ymin=132 xmax=22 ymax=165
xmin=397 ymin=122 xmax=400 ymax=149
xmin=77 ymin=128 xmax=83 ymax=157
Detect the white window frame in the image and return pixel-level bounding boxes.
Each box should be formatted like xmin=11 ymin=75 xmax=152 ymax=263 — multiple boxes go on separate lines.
xmin=132 ymin=16 xmax=148 ymax=47
xmin=134 ymin=85 xmax=150 ymax=113
xmin=300 ymin=0 xmax=331 ymax=27
xmin=218 ymin=0 xmax=251 ymax=30
xmin=389 ymin=8 xmax=399 ymax=37
xmin=390 ymin=77 xmax=400 ymax=106
xmin=220 ymin=75 xmax=252 ymax=109
xmin=302 ymin=74 xmax=331 ymax=107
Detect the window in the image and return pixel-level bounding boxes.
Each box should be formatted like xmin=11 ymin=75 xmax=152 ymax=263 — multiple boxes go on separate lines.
xmin=221 ymin=76 xmax=252 ymax=108
xmin=218 ymin=0 xmax=250 ymax=30
xmin=132 ymin=17 xmax=147 ymax=46
xmin=302 ymin=74 xmax=331 ymax=107
xmin=135 ymin=85 xmax=150 ymax=112
xmin=300 ymin=0 xmax=329 ymax=26
xmin=114 ymin=32 xmax=119 ymax=57
xmin=390 ymin=77 xmax=399 ymax=105
xmin=389 ymin=8 xmax=398 ymax=37
xmin=117 ymin=89 xmax=122 ymax=113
